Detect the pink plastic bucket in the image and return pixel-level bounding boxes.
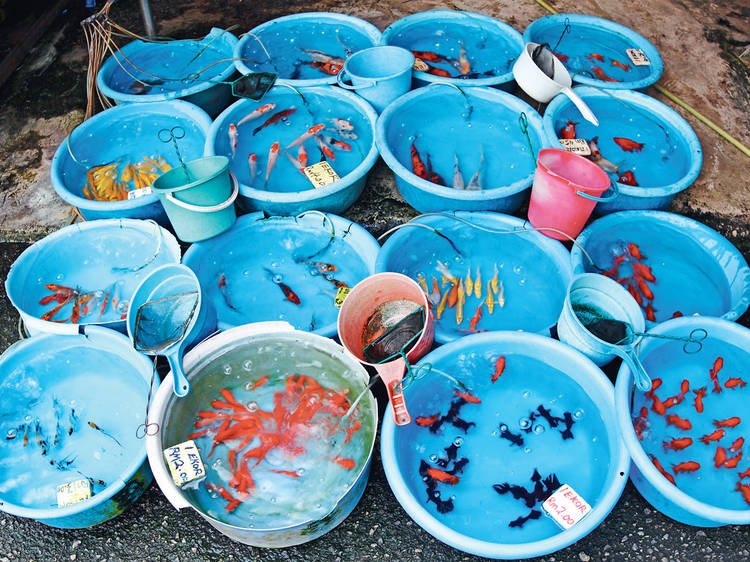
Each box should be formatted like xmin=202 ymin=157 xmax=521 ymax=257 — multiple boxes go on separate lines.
xmin=528 ymin=148 xmax=617 ymax=240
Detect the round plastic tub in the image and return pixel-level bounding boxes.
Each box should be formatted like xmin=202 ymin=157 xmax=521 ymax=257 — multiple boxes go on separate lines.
xmin=205 ymin=85 xmax=379 ymax=215
xmin=181 ymin=211 xmax=379 ymax=337
xmin=375 ymin=212 xmax=572 ymax=342
xmin=146 ymin=322 xmax=377 ymax=546
xmin=376 ymin=85 xmax=549 ymax=213
xmin=51 ymin=101 xmax=212 ymax=222
xmin=97 ymin=28 xmax=239 ymax=117
xmin=615 ymin=316 xmax=750 ymax=526
xmin=234 ymin=13 xmax=381 ymax=87
xmin=381 ymin=331 xmax=629 ymax=558
xmin=543 ymin=87 xmax=702 ymax=212
xmin=523 ymin=14 xmax=663 ymax=90
xmin=570 ymin=211 xmax=750 ymax=324
xmin=0 ymin=327 xmax=153 ymax=528
xmin=381 ymin=10 xmax=524 ymax=88
xmin=5 ymin=218 xmax=181 ymax=335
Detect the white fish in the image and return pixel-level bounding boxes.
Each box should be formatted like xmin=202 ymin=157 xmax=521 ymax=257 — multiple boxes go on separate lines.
xmin=237 ymin=103 xmax=276 ymax=126
xmin=264 ymin=142 xmax=280 ymax=187
xmin=248 ymin=153 xmax=257 ymax=182
xmin=466 ymin=147 xmax=484 ymax=190
xmin=228 ymin=124 xmax=238 ymax=159
xmin=284 ymin=150 xmax=306 ymax=175
xmin=302 ymin=49 xmax=345 ymax=65
xmin=298 ymin=145 xmax=308 ymax=168
xmin=452 ymin=154 xmax=465 ymax=189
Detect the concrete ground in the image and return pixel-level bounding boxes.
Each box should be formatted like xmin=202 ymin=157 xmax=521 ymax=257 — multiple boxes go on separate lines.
xmin=0 ymin=0 xmax=749 ymax=560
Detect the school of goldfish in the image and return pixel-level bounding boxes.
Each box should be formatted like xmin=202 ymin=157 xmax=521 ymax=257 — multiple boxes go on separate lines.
xmin=553 ymin=51 xmax=633 ymax=83
xmin=37 ymin=282 xmax=127 ymax=323
xmin=82 ymin=155 xmax=171 ymax=201
xmin=601 ymin=242 xmax=662 ymax=321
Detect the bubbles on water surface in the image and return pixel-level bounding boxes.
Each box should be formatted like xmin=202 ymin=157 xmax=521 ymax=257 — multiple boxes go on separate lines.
xmin=429 ymin=454 xmax=438 ymax=462
xmin=573 ymin=408 xmax=584 ymax=420
xmin=519 ymin=418 xmax=531 ymax=430
xmin=6 ymin=429 xmax=16 ymax=439
xmin=223 ymin=365 xmax=232 ymax=375
xmin=242 ymin=360 xmax=254 ymax=372
xmin=524 ymin=447 xmax=531 ymax=454
xmin=499 ymin=423 xmax=508 ymax=432
xmin=453 ymin=436 xmax=464 ymax=447
xmin=246 ymin=402 xmax=258 ymax=412
xmin=533 ymin=424 xmax=545 ymax=435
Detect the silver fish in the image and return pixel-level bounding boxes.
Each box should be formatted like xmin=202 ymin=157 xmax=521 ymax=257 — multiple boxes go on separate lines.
xmin=452 ymin=154 xmax=465 ymax=189
xmin=466 ymin=147 xmax=484 ymax=190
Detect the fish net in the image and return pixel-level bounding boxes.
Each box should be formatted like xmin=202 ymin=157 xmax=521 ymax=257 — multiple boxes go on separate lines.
xmin=132 ymin=291 xmax=199 ymax=354
xmin=362 ymin=302 xmax=425 ymax=364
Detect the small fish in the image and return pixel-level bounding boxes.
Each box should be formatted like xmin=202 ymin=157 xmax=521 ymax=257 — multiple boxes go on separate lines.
xmin=253 ymin=108 xmax=297 ymax=136
xmin=672 ymin=461 xmax=700 ymax=474
xmin=452 ymin=155 xmax=464 ymax=189
xmin=611 ymin=59 xmax=632 ymax=71
xmin=270 ymin=469 xmax=301 ymax=478
xmin=314 ymin=135 xmax=336 ymax=160
xmin=492 ymin=356 xmax=505 ymax=383
xmin=237 ymin=103 xmax=276 ymax=126
xmin=644 ymin=302 xmax=656 ymax=322
xmin=455 ymin=279 xmax=466 ymax=325
xmin=736 ymin=482 xmax=750 ymax=505
xmin=318 ymin=134 xmax=351 ymax=152
xmin=739 ymin=468 xmax=750 ymax=480
xmin=425 ymin=154 xmax=445 ymax=186
xmin=560 ymin=120 xmax=577 ymax=140
xmin=486 ymin=282 xmax=494 ymax=314
xmin=264 ymin=142 xmax=280 ymax=187
xmin=664 ymin=437 xmax=693 ymax=451
xmin=645 ymin=377 xmax=662 ymax=398
xmin=436 ymin=261 xmax=457 ymax=283
xmin=591 ymin=66 xmax=621 ymax=82
xmin=417 ymin=276 xmax=429 ymax=295
xmin=465 ymin=267 xmax=473 ymax=297
xmin=714 ymin=417 xmax=741 ymax=428
xmin=248 ymin=153 xmax=257 ymax=182
xmin=298 ymin=145 xmax=308 ymax=168
xmin=665 ymin=414 xmax=691 ymax=431
xmin=466 ymin=147 xmax=484 ymax=190
xmin=469 ymin=301 xmax=483 ymax=331
xmin=332 ymin=456 xmax=356 ymax=470
xmin=228 ymin=124 xmax=238 ymax=158
xmin=264 ymin=268 xmax=301 ymax=305
xmin=618 ymin=170 xmax=639 ymax=186
xmin=287 ymin=124 xmax=325 ymax=149
xmin=635 ymin=277 xmax=654 ymax=301
xmin=302 ymin=260 xmax=337 ymax=273
xmin=68 ymin=408 xmax=79 ymax=436
xmin=474 ymin=268 xmax=482 ymax=298
xmin=632 ymin=262 xmax=656 ymax=282
xmin=427 ymin=467 xmax=459 ymax=485
xmin=328 ymin=118 xmax=354 ymax=132
xmin=723 ymin=451 xmax=743 ymax=469
xmin=497 ymin=281 xmax=505 ymax=308
xmin=650 ymin=455 xmax=676 ymax=485
xmin=715 ymin=446 xmax=728 ymax=468
xmin=436 ymin=284 xmax=451 ymax=319
xmin=587 ymin=53 xmax=605 ymax=62
xmin=447 ymin=280 xmax=459 ymax=309
xmin=301 ymin=49 xmax=345 ymax=65
xmin=651 ymin=395 xmax=666 ymax=415
xmin=729 ymin=437 xmax=744 ymax=453
xmin=411 ymin=50 xmax=451 ymax=64
xmin=305 ymin=60 xmax=343 ymax=75
xmin=455 ymin=42 xmax=470 ymax=75
xmin=49 ymin=455 xmax=77 ymax=471
xmin=454 ymin=390 xmax=481 ymax=404
xmin=88 ymin=421 xmax=123 ymax=447
xmin=725 ymin=377 xmax=747 ymax=389
xmin=710 ymin=356 xmax=724 ymax=394
xmin=672 ymin=311 xmax=683 ymax=318
xmin=410 ymin=141 xmax=428 ymax=180
xmin=613 ymin=137 xmax=644 ymax=152
xmin=498 ymin=424 xmax=524 ymax=447
xmin=416 ymin=414 xmax=440 ymax=427
xmin=699 ymin=429 xmax=726 ymax=444
xmin=491 ymin=264 xmax=499 ymax=294
xmin=284 ymin=150 xmax=306 ymax=175
xmin=554 ymin=52 xmax=569 ymax=62
xmin=429 ymin=276 xmax=441 ymax=306
xmin=425 ymin=64 xmax=453 ymax=78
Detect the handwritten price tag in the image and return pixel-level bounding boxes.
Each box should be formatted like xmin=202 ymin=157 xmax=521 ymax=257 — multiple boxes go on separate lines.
xmin=57 ymin=479 xmax=91 ymax=507
xmin=334 ymin=286 xmax=351 ymax=308
xmin=542 ymin=484 xmax=591 ymax=529
xmin=626 ymin=48 xmax=651 ymax=66
xmin=163 ymin=440 xmax=206 ymax=487
xmin=127 ymin=186 xmax=152 ymax=200
xmin=303 ymin=161 xmax=341 ymax=189
xmin=559 ymin=138 xmax=591 ymax=156
xmin=413 ymin=58 xmax=429 ymax=72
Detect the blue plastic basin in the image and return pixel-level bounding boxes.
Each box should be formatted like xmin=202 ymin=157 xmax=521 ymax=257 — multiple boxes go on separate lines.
xmin=381 ymin=331 xmax=629 ymax=559
xmin=570 ymin=211 xmax=750 ymax=324
xmin=97 ymin=28 xmax=239 ymax=117
xmin=376 ymin=85 xmax=550 ymax=213
xmin=205 ymin=85 xmax=378 ymax=215
xmin=381 ymin=10 xmax=524 ymax=88
xmin=523 ymin=14 xmax=663 ymax=90
xmin=51 ymin=101 xmax=212 ymax=222
xmin=543 ymin=87 xmax=702 ymax=212
xmin=234 ymin=12 xmax=381 ymax=87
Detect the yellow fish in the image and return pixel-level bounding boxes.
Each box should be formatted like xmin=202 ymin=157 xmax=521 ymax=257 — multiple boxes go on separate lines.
xmin=474 ymin=267 xmax=482 ymax=299
xmin=465 ymin=267 xmax=473 ymax=297
xmin=436 ymin=286 xmax=451 ymax=319
xmin=417 ymin=275 xmax=429 ymax=295
xmin=456 ymin=279 xmax=465 ymax=325
xmin=486 ymin=282 xmax=494 ymax=314
xmin=491 ymin=263 xmax=499 ymax=294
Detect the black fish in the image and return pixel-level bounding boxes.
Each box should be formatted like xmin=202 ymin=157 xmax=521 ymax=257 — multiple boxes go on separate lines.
xmin=427 ymin=398 xmax=476 ymax=435
xmin=509 ymin=509 xmax=542 ymax=528
xmin=498 ymin=423 xmax=524 ymax=447
xmin=449 ymin=457 xmax=469 ymax=475
xmin=536 ymin=405 xmax=561 ymax=428
xmin=419 ymin=460 xmax=455 ymax=513
xmin=559 ymin=412 xmax=575 ymax=440
xmin=49 ymin=455 xmax=77 ymax=471
xmin=493 ymin=469 xmax=562 ymax=527
xmin=435 ymin=443 xmax=458 ymax=468
xmin=493 ymin=482 xmax=537 ymax=508
xmin=68 ymin=408 xmax=80 ymax=436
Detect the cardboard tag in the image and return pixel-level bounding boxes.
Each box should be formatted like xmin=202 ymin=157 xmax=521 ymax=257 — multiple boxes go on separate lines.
xmin=57 ymin=479 xmax=91 ymax=507
xmin=542 ymin=483 xmax=591 ymax=529
xmin=334 ymin=286 xmax=351 ymax=308
xmin=626 ymin=48 xmax=650 ymax=66
xmin=559 ymin=138 xmax=591 ymax=156
xmin=413 ymin=58 xmax=429 ymax=72
xmin=163 ymin=440 xmax=206 ymax=487
xmin=127 ymin=186 xmax=152 ymax=200
xmin=303 ymin=161 xmax=340 ymax=189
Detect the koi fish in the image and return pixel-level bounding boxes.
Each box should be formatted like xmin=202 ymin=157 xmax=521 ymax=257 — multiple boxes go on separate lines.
xmin=253 ymin=108 xmax=296 ymax=136
xmin=664 ymin=437 xmax=693 ymax=451
xmin=425 ymin=154 xmax=445 ymax=186
xmin=486 ymin=282 xmax=494 ymax=314
xmin=650 ymin=455 xmax=676 ymax=485
xmin=416 ymin=414 xmax=440 ymax=427
xmin=613 ymin=137 xmax=644 ymax=152
xmin=587 ymin=53 xmax=604 ymax=62
xmin=264 ymin=142 xmax=280 ymax=187
xmin=665 ymin=414 xmax=691 ymax=430
xmin=710 ymin=356 xmax=724 ymax=393
xmin=468 ymin=301 xmax=483 ymax=331
xmin=611 ymin=59 xmax=632 ymax=71
xmin=474 ymin=268 xmax=482 ymax=298
xmin=560 ymin=120 xmax=577 ymax=140
xmin=237 ymin=103 xmax=276 ymax=126
xmin=301 ymin=49 xmax=345 ymax=65
xmin=329 ymin=118 xmax=354 ymax=132
xmin=618 ymin=170 xmax=638 ymax=186
xmin=591 ymin=66 xmax=620 ymax=82
xmin=88 ymin=421 xmax=122 ymax=447
xmin=466 ymin=147 xmax=484 ymax=190
xmin=264 ymin=268 xmax=301 ymax=305
xmin=714 ymin=417 xmax=741 ymax=428
xmin=723 ymin=451 xmax=743 ymax=468
xmin=715 ymin=446 xmax=728 ymax=468
xmin=284 ymin=150 xmax=306 ymax=175
xmin=306 ymin=60 xmax=343 ymax=75
xmin=427 ymin=467 xmax=459 ymax=485
xmin=318 ymin=134 xmax=351 ymax=152
xmin=644 ymin=302 xmax=656 ymax=322
xmin=315 ymin=135 xmax=335 ymax=160
xmin=730 ymin=437 xmax=744 ymax=452
xmin=492 ymin=356 xmax=505 ymax=383
xmin=699 ymin=429 xmax=726 ymax=444
xmin=725 ymin=377 xmax=747 ymax=389
xmin=454 ymin=390 xmax=481 ymax=404
xmin=228 ymin=124 xmax=238 ymax=158
xmin=693 ymin=387 xmax=706 ymax=413
xmin=411 ymin=50 xmax=451 ymax=64
xmin=247 ymin=153 xmax=257 ymax=183
xmin=672 ymin=461 xmax=700 ymax=474
xmin=287 ymin=124 xmax=325 ymax=149
xmin=425 ymin=64 xmax=453 ymax=78
xmin=455 ymin=279 xmax=466 ymax=325
xmin=452 ymin=155 xmax=464 ymax=189
xmin=736 ymin=482 xmax=750 ymax=505
xmin=298 ymin=145 xmax=308 ymax=168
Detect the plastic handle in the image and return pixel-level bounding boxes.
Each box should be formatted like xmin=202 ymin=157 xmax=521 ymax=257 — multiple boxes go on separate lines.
xmin=335 ymin=69 xmax=376 ymax=90
xmin=561 ymin=86 xmax=599 ymax=126
xmin=611 ymin=346 xmax=652 ymax=391
xmin=577 ymin=181 xmax=619 ymax=202
xmin=165 ymin=172 xmax=239 ymax=213
xmin=374 ymin=359 xmax=411 ymax=426
xmin=166 ymin=350 xmax=190 ymax=397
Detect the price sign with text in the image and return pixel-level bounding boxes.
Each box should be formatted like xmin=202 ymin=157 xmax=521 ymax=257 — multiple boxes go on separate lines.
xmin=559 ymin=138 xmax=591 ymax=156
xmin=303 ymin=161 xmax=341 ymax=189
xmin=542 ymin=484 xmax=591 ymax=529
xmin=163 ymin=440 xmax=206 ymax=487
xmin=626 ymin=48 xmax=651 ymax=66
xmin=57 ymin=479 xmax=91 ymax=507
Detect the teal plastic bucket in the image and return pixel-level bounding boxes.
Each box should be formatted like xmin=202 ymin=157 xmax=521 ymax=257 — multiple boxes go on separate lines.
xmin=151 ymin=156 xmax=238 ymax=243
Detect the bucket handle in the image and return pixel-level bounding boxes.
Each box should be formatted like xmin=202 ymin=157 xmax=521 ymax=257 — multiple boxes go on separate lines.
xmin=165 ymin=172 xmax=239 ymax=213
xmin=336 ymin=68 xmax=376 ymax=90
xmin=576 ymin=181 xmax=619 ymax=203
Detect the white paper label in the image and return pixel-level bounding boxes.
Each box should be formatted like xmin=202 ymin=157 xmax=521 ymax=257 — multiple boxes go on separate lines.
xmin=626 ymin=48 xmax=651 ymax=66
xmin=127 ymin=186 xmax=152 ymax=200
xmin=57 ymin=479 xmax=91 ymax=507
xmin=542 ymin=484 xmax=591 ymax=529
xmin=163 ymin=440 xmax=206 ymax=487
xmin=559 ymin=138 xmax=591 ymax=156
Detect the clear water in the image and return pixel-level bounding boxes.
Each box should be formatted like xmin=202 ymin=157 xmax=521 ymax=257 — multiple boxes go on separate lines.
xmin=239 ymin=21 xmax=376 ymax=81
xmin=162 ymin=335 xmax=375 ymax=529
xmin=183 ymin=219 xmax=370 ymax=333
xmin=395 ymin=348 xmax=609 ymax=542
xmin=632 ymin=338 xmax=750 ymax=510
xmin=580 ymin=220 xmax=731 ymax=322
xmin=550 ymin=97 xmax=690 ymax=188
xmin=214 ymin=90 xmax=373 ymax=193
xmin=0 ymin=347 xmax=147 ymax=508
xmin=378 ymin=216 xmax=570 ymax=340
xmin=385 ymin=91 xmax=542 ymax=190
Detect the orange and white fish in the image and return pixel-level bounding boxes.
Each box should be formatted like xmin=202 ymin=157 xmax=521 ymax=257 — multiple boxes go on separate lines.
xmin=314 ymin=135 xmax=335 ymax=160
xmin=237 ymin=103 xmax=276 ymax=126
xmin=284 ymin=150 xmax=306 ymax=175
xmin=453 ymin=42 xmax=470 ymax=75
xmin=287 ymin=124 xmax=325 ymax=149
xmin=328 ymin=118 xmax=356 ymax=139
xmin=318 ymin=134 xmax=351 ymax=151
xmin=298 ymin=145 xmax=308 ymax=168
xmin=264 ymin=142 xmax=280 ymax=187
xmin=228 ymin=124 xmax=238 ymax=158
xmin=248 ymin=153 xmax=257 ymax=182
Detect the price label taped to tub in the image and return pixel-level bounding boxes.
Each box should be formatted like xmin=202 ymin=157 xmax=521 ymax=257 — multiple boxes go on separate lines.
xmin=626 ymin=48 xmax=651 ymax=66
xmin=57 ymin=479 xmax=91 ymax=507
xmin=413 ymin=58 xmax=429 ymax=72
xmin=164 ymin=440 xmax=206 ymax=487
xmin=559 ymin=138 xmax=591 ymax=156
xmin=542 ymin=484 xmax=591 ymax=529
xmin=303 ymin=161 xmax=340 ymax=189
xmin=334 ymin=286 xmax=351 ymax=308
xmin=127 ymin=186 xmax=152 ymax=200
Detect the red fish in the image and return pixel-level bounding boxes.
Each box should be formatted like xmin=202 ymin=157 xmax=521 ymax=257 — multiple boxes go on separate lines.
xmin=469 ymin=302 xmax=483 ymax=331
xmin=319 ymin=134 xmax=351 ymax=152
xmin=714 ymin=446 xmax=727 ymax=468
xmin=729 ymin=437 xmax=744 ymax=453
xmin=650 ymin=455 xmax=676 ymax=485
xmin=560 ymin=120 xmax=577 ymax=140
xmin=427 ymin=467 xmax=459 ymax=485
xmin=306 ymin=60 xmax=342 ymax=75
xmin=693 ymin=387 xmax=706 ymax=413
xmin=252 ymin=108 xmax=296 ymax=136
xmin=651 ymin=395 xmax=666 ymax=416
xmin=416 ymin=414 xmax=440 ymax=427
xmin=666 ymin=414 xmax=691 ymax=430
xmin=611 ymin=59 xmax=632 ymax=71
xmin=343 ymin=420 xmax=361 ymax=445
xmin=736 ymin=482 xmax=750 ymax=505
xmin=454 ymin=390 xmax=481 ymax=404
xmin=644 ymin=302 xmax=656 ymax=322
xmin=314 ymin=135 xmax=336 ymax=161
xmin=714 ymin=417 xmax=741 ymax=428
xmin=613 ymin=137 xmax=644 ymax=152
xmin=645 ymin=377 xmax=662 ymax=398
xmin=710 ymin=357 xmax=724 ymax=393
xmin=699 ymin=429 xmax=726 ymax=444
xmin=632 ymin=262 xmax=656 ymax=282
xmin=725 ymin=378 xmax=747 ymax=389
xmin=287 ymin=123 xmax=325 ymax=149
xmin=270 ymin=469 xmax=300 ymax=478
xmin=411 ymin=50 xmax=451 ymax=64
xmin=663 ymin=437 xmax=692 ymax=451
xmin=672 ymin=461 xmax=700 ymax=474
xmin=333 ymin=456 xmax=356 ymax=470
xmin=554 ymin=52 xmax=568 ymax=63
xmin=591 ymin=66 xmax=620 ymax=82
xmin=253 ymin=375 xmax=269 ymax=389
xmin=672 ymin=311 xmax=683 ymax=318
xmin=662 ymin=396 xmax=681 ymax=409
xmin=634 ymin=406 xmax=649 ymax=440
xmin=628 ymin=243 xmax=646 ymax=260
xmin=425 ymin=64 xmax=453 ymax=78
xmin=627 ymin=282 xmax=643 ymax=306
xmin=739 ymin=468 xmax=750 ymax=480
xmin=618 ymin=170 xmax=639 ymax=186
xmin=265 ymin=268 xmax=301 ymax=305
xmin=587 ymin=53 xmax=605 ymax=61
xmin=298 ymin=145 xmax=308 ymax=168
xmin=410 ymin=141 xmax=428 ymax=180
xmin=678 ymin=379 xmax=690 ymax=400
xmin=205 ymin=483 xmax=243 ymax=512
xmin=492 ymin=356 xmax=505 ymax=383
xmin=723 ymin=451 xmax=743 ymax=469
